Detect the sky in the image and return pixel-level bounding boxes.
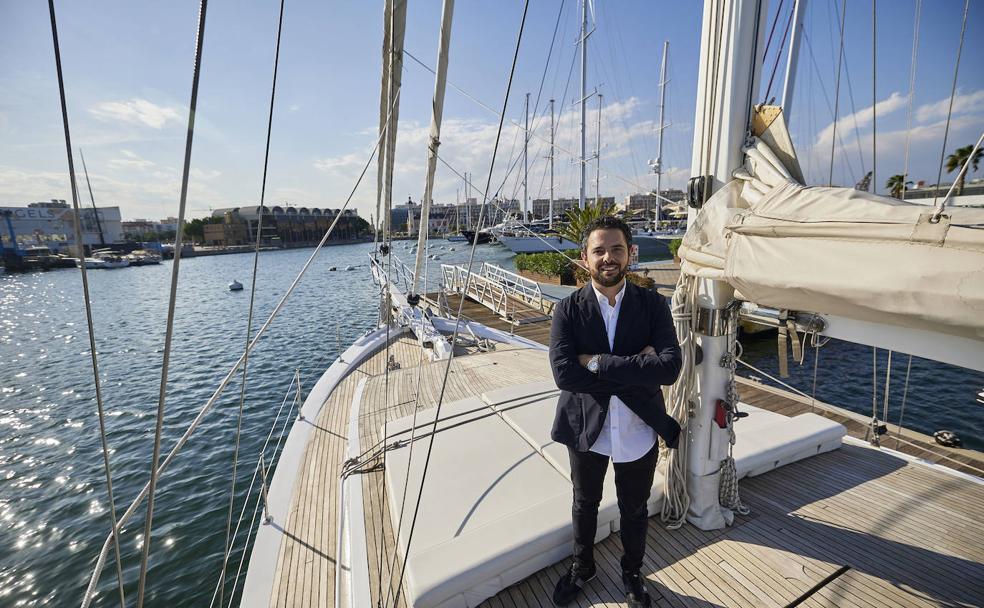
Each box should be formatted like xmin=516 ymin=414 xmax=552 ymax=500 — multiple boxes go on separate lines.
xmin=1 ymin=0 xmax=982 ymax=224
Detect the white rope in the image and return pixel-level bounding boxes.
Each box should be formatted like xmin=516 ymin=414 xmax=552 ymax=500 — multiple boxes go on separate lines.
xmin=827 ymin=0 xmax=846 ymax=186
xmin=894 ymin=355 xmax=913 ymax=447
xmin=660 ymin=272 xmax=698 ymax=529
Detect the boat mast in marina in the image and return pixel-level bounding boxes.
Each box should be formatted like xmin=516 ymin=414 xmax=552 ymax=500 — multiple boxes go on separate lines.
xmin=651 ymin=41 xmax=669 ymax=228
xmin=578 ymin=0 xmax=588 ymax=210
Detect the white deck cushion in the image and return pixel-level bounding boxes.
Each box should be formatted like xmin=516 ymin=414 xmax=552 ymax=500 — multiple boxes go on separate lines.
xmin=384 ymin=397 xmax=577 ymax=608
xmin=482 ymin=382 xmax=665 ymax=518
xmin=733 ymin=413 xmax=846 ymax=478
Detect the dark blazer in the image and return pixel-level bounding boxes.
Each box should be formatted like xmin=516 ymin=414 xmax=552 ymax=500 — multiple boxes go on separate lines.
xmin=549 ymin=281 xmax=683 ymax=452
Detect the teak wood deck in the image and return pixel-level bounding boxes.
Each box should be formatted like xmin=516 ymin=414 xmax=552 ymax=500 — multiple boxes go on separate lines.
xmin=266 ymin=300 xmax=984 ymax=607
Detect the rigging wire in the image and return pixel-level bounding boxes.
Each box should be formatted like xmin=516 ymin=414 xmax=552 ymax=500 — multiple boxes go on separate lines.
xmin=135 ymin=0 xmax=210 ymax=603
xmin=80 ymin=85 xmax=402 ymax=608
xmin=216 ymin=0 xmax=286 ymax=604
xmin=871 ymin=0 xmax=877 ymax=194
xmin=930 ymin=0 xmax=970 ymax=205
xmin=403 ymin=48 xmax=657 ymax=198
xmin=827 ymin=0 xmax=846 ymax=186
xmin=389 ymin=3 xmax=530 ymax=605
xmin=46 ymin=2 xmax=126 ymax=606
xmin=763 ymin=0 xmax=794 ymax=104
xmin=900 ymin=0 xmax=922 ymax=201
xmin=208 ymin=373 xmax=299 ymax=607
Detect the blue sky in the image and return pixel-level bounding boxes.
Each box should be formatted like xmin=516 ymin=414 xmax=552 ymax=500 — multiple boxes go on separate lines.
xmin=1 ymin=0 xmax=982 ymax=222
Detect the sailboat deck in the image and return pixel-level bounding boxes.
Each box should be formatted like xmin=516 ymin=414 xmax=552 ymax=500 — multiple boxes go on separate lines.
xmin=268 ymin=333 xmax=984 ymax=607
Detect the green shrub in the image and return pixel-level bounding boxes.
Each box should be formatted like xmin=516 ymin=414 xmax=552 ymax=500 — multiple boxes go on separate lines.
xmin=515 ymin=251 xmax=580 ymax=276
xmin=668 ymin=238 xmax=683 ymax=258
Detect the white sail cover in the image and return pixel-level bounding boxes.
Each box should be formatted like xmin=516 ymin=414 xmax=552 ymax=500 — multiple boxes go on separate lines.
xmin=680 ymin=138 xmax=984 ymax=341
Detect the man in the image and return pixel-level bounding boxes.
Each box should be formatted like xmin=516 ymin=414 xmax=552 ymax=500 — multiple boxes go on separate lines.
xmin=549 ymin=215 xmax=682 ymax=608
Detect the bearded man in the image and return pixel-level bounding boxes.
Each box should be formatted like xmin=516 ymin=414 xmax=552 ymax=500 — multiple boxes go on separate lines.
xmin=548 ymin=215 xmax=682 ymax=608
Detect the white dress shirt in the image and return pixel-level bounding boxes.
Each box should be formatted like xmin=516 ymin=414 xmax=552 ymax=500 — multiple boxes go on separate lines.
xmin=589 ymin=281 xmax=658 ymax=463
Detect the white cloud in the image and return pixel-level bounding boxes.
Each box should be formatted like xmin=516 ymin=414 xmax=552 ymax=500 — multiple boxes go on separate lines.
xmin=915 ymin=90 xmax=984 ymax=123
xmin=814 ymin=91 xmax=906 ymax=149
xmin=313 ymin=153 xmax=365 ymax=172
xmin=89 ymin=98 xmax=182 ymax=130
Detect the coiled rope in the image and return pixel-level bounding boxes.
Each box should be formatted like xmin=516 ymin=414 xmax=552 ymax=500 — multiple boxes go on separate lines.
xmin=660 ymin=272 xmax=698 ymax=529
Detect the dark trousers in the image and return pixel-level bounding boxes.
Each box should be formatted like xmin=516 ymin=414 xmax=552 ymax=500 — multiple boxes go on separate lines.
xmin=568 ymin=443 xmax=658 ymax=573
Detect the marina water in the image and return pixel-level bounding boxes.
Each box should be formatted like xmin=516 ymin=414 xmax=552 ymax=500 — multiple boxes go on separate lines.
xmin=1 ymin=242 xmax=981 ymax=606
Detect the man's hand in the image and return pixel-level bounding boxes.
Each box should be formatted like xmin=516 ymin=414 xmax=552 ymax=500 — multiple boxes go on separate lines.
xmin=578 ymin=354 xmax=593 ymax=367
xmin=639 ymin=345 xmax=656 ymax=356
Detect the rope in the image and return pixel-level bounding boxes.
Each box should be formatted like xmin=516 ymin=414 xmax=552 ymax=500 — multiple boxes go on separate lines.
xmin=136 ymin=1 xmax=209 ymax=603
xmin=46 ymin=2 xmax=126 ymax=605
xmin=930 ymin=0 xmax=970 ymax=206
xmin=719 ymin=304 xmax=748 ymax=515
xmin=827 ymin=0 xmax=846 ymax=186
xmin=660 ymin=272 xmax=698 ymax=529
xmin=81 ymin=81 xmax=401 ymax=608
xmin=900 ymin=0 xmax=922 ymax=201
xmin=217 ymin=0 xmax=286 ymax=603
xmin=390 ymin=5 xmax=529 ymax=605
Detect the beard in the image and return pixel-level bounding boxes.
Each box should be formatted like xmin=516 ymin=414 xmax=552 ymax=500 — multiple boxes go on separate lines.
xmin=590 ymin=261 xmax=626 ymax=287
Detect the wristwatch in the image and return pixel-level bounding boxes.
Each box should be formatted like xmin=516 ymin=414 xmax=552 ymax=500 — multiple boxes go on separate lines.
xmin=586 ymin=354 xmax=601 ymax=373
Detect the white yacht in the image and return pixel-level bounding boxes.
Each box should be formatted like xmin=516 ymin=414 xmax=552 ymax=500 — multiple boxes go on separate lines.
xmin=75 ymin=2 xmax=984 ymax=608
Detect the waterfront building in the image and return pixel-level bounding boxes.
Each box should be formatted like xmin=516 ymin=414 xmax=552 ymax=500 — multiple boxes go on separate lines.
xmin=209 ymin=205 xmax=369 ymax=247
xmin=0 ymin=200 xmax=123 ymax=253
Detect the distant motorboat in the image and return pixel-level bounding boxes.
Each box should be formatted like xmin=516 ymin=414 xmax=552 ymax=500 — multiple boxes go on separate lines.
xmin=229 ymin=280 xmax=244 ymax=291
xmin=77 ymin=250 xmax=130 ymax=269
xmin=125 ymin=249 xmax=163 ymax=266
xmin=345 ymin=265 xmax=355 ymax=271
xmin=329 ymin=266 xmax=337 ymax=271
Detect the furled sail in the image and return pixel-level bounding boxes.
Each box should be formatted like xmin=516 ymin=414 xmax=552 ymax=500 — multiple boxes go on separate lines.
xmin=679 ymin=137 xmax=984 ymax=341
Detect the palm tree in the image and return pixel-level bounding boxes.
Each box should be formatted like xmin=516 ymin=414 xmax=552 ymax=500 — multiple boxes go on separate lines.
xmin=885 ymin=174 xmax=912 ymax=199
xmin=556 ymin=201 xmax=616 ymax=247
xmin=945 ymin=144 xmax=983 ymax=195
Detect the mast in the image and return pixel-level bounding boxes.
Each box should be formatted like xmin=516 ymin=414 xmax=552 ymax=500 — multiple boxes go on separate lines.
xmin=523 ymin=92 xmax=529 ymax=222
xmin=549 ymin=98 xmax=555 ymax=230
xmin=595 ymin=94 xmax=602 ymax=205
xmin=579 ymin=0 xmax=588 ymax=209
xmin=781 ymin=0 xmax=807 ymax=112
xmin=79 ymin=148 xmax=106 ymax=246
xmin=410 ymin=0 xmax=454 ymax=298
xmin=683 ymin=0 xmax=769 ymax=530
xmin=654 ymin=41 xmax=668 ymax=229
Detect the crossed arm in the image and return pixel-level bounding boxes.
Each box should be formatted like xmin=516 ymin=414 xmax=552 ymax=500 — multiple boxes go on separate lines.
xmin=549 ymin=295 xmax=682 ymax=394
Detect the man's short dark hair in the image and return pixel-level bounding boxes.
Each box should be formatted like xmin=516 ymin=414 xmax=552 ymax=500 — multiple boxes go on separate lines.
xmin=581 ymin=215 xmax=632 ymax=249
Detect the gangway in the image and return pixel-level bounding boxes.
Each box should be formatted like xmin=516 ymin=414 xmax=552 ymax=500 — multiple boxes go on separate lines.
xmin=440 ymin=263 xmax=553 ymax=325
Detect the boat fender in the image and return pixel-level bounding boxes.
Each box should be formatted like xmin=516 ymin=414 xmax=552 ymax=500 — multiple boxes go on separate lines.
xmin=380 ymin=244 xmax=390 ymax=256
xmin=933 ymin=430 xmax=962 ymax=448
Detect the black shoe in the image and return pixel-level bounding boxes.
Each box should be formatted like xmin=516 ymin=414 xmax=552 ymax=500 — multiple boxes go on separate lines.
xmin=622 ymin=571 xmax=652 ymax=608
xmin=552 ymin=561 xmax=596 ymax=606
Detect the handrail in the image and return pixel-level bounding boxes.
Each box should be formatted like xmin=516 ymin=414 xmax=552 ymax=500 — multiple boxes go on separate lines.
xmin=440 ymin=263 xmax=551 ymax=323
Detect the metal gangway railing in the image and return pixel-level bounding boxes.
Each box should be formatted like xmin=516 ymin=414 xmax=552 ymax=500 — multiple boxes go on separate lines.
xmin=440 ymin=263 xmax=553 ymax=325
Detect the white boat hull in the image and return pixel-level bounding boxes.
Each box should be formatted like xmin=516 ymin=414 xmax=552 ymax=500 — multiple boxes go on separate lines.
xmin=496 ymin=234 xmax=579 ymax=254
